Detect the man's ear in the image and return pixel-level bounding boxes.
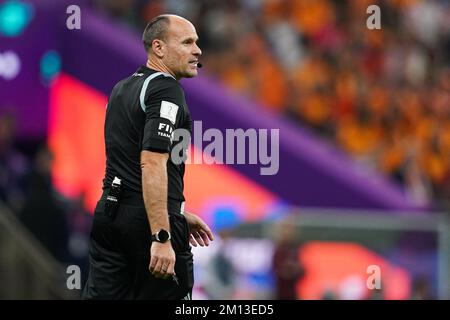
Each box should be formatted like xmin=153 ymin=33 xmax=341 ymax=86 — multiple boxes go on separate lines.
xmin=152 ymin=39 xmax=165 ymax=59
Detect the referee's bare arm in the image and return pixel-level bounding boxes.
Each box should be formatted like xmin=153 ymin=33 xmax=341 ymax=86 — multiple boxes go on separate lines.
xmin=141 ymin=150 xmax=175 ymax=279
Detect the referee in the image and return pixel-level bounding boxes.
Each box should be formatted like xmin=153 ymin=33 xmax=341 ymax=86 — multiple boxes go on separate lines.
xmin=82 ymin=14 xmax=213 ymax=300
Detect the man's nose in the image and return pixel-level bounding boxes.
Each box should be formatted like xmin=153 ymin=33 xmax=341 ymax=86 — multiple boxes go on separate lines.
xmin=193 ymin=43 xmax=202 ymax=56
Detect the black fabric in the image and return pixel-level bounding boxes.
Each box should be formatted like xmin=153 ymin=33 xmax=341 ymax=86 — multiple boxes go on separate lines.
xmin=81 ymin=199 xmax=193 ymax=300
xmin=102 ymin=65 xmax=192 ymax=202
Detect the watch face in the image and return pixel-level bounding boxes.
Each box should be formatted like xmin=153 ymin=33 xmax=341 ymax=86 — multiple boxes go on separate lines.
xmin=158 ymin=229 xmax=170 ymax=242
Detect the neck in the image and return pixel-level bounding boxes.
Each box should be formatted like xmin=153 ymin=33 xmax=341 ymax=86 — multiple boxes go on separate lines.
xmin=146 ymin=58 xmax=177 ymax=80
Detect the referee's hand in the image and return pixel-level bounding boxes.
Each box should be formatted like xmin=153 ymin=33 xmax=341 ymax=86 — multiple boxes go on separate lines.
xmin=184 ymin=212 xmax=214 ymax=247
xmin=149 ymin=242 xmax=176 ymax=279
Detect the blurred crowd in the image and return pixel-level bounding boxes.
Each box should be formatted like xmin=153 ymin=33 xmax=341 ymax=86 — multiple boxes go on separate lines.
xmin=0 ymin=112 xmax=91 ymax=273
xmin=92 ymin=0 xmax=450 ymax=209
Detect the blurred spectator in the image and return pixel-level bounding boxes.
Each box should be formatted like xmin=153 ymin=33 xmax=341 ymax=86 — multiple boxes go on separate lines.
xmin=201 ymin=208 xmax=240 ymax=299
xmin=271 ymin=218 xmax=304 ymax=300
xmin=202 ymin=225 xmax=238 ymax=300
xmin=367 ymin=287 xmax=385 ymax=300
xmin=321 ymin=288 xmax=338 ymax=300
xmin=91 ymin=0 xmax=142 ymax=29
xmin=0 ymin=112 xmax=29 ymax=212
xmin=410 ymin=275 xmax=435 ymax=300
xmin=19 ymin=144 xmax=69 ymax=263
xmin=66 ymin=192 xmax=92 ymax=277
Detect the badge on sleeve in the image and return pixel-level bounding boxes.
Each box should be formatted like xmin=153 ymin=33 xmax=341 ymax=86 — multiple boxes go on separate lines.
xmin=160 ymin=101 xmax=179 ymax=124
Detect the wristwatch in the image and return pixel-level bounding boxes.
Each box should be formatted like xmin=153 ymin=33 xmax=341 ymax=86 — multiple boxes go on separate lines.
xmin=151 ymin=229 xmax=171 ymax=243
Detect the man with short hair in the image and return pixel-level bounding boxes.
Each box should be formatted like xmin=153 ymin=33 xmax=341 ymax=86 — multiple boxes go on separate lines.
xmin=82 ymin=14 xmax=213 ymax=300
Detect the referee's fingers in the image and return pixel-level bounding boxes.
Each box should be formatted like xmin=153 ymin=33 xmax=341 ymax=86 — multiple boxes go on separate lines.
xmin=160 ymin=260 xmax=175 ymax=279
xmin=167 ymin=261 xmax=175 ymax=277
xmin=189 ymin=234 xmax=198 ymax=247
xmin=149 ymin=254 xmax=158 ymax=273
xmin=200 ymin=223 xmax=214 ymax=241
xmin=152 ymin=259 xmax=164 ymax=278
xmin=198 ymin=229 xmax=211 ymax=246
xmin=193 ymin=232 xmax=205 ymax=246
xmin=160 ymin=263 xmax=171 ymax=279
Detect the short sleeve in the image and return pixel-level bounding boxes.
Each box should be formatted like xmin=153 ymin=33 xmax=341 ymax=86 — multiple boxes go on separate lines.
xmin=141 ymin=77 xmax=185 ymax=153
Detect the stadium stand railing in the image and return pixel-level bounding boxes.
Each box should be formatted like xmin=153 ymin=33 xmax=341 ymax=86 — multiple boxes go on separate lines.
xmin=0 ymin=202 xmax=77 ymax=299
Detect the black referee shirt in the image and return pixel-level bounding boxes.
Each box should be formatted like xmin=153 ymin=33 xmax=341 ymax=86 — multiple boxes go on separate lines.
xmin=102 ymin=65 xmax=192 ymax=203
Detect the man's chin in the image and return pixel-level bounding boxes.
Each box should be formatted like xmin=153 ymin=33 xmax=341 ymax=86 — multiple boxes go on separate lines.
xmin=191 ymin=67 xmax=200 ymax=75
xmin=177 ymin=68 xmax=198 ymax=79
xmin=183 ymin=71 xmax=197 ymax=78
